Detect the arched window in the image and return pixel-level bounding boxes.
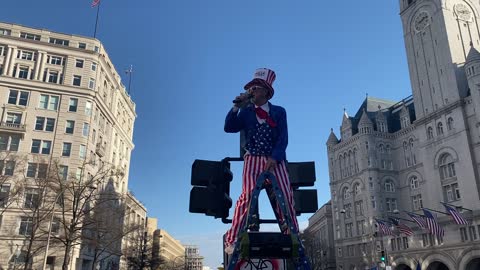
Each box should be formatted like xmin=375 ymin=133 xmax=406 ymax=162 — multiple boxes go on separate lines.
xmin=410 ymin=176 xmax=419 ymax=189
xmin=437 ymin=122 xmax=444 ymax=135
xmin=378 ymin=144 xmax=384 ymax=153
xmin=409 ymin=138 xmax=414 ymax=148
xmin=439 ymin=153 xmax=456 ymax=179
xmin=343 ymin=187 xmax=350 ymax=200
xmin=447 ymin=117 xmax=454 ymax=131
xmin=353 ymin=183 xmax=361 ymax=195
xmin=427 ymin=127 xmax=434 ymax=139
xmin=384 ymin=180 xmax=395 ymax=192
xmin=403 ymin=141 xmax=408 ymax=150
xmin=386 ymin=145 xmax=391 ymax=154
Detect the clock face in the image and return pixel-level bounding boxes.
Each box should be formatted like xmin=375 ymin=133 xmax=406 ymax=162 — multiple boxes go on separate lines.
xmin=455 ymin=3 xmax=472 ymax=21
xmin=414 ymin=11 xmax=430 ymax=32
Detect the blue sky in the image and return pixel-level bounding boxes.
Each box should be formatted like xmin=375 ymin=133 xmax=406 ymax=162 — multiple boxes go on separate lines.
xmin=3 ymin=0 xmax=414 ymax=268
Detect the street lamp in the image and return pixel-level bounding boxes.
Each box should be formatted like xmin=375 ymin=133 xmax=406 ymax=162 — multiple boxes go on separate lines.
xmin=41 ymin=191 xmax=64 ymax=270
xmin=41 ymin=185 xmax=96 ymax=270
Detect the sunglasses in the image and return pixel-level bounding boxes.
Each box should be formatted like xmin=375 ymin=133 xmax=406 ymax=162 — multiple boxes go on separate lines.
xmin=248 ymin=86 xmax=266 ymax=91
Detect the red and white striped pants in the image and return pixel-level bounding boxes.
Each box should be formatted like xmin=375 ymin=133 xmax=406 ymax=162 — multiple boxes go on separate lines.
xmin=225 ymin=155 xmax=299 ymax=246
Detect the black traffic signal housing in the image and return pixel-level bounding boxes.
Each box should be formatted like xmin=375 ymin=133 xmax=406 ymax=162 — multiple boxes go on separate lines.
xmin=288 ymin=161 xmax=318 ymax=215
xmin=380 ymin=250 xmax=386 ymax=262
xmin=189 ymin=159 xmax=233 ymax=219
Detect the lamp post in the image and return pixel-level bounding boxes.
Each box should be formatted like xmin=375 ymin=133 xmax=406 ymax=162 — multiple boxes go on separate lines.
xmin=41 ymin=191 xmax=64 ymax=270
xmin=41 ymin=185 xmax=96 ymax=270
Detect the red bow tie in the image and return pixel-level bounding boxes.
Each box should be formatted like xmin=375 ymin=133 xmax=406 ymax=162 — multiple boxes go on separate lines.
xmin=255 ymin=107 xmax=277 ymax=127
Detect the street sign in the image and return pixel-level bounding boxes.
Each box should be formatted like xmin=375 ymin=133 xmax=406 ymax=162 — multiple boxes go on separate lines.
xmin=386 ymin=266 xmax=392 ymax=270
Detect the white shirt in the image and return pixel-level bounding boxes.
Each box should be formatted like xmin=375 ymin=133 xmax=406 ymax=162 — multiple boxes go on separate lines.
xmin=232 ymin=102 xmax=270 ymax=124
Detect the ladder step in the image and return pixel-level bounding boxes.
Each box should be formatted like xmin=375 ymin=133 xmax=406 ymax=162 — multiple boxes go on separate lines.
xmin=240 ymin=232 xmax=297 ymax=259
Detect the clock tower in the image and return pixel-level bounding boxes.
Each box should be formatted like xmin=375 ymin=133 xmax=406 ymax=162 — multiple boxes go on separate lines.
xmin=399 ymin=0 xmax=480 ymax=119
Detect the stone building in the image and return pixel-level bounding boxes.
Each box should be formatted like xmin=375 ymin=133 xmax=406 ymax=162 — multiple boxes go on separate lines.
xmin=326 ymin=1 xmax=480 ymax=269
xmin=0 ymin=21 xmax=136 ymax=270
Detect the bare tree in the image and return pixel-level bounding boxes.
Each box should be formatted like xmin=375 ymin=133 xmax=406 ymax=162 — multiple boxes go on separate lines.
xmin=16 ymin=156 xmax=57 ymax=270
xmin=46 ymin=159 xmax=126 ymax=270
xmin=301 ymin=230 xmax=326 ymax=270
xmin=124 ymin=231 xmax=165 ymax=270
xmin=82 ymin=184 xmax=142 ymax=270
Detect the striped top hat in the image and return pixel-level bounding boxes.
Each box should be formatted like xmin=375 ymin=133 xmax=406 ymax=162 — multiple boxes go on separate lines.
xmin=244 ymin=68 xmax=276 ymax=99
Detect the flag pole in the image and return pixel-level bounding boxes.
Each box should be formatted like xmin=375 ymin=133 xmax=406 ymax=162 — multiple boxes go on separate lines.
xmin=93 ymin=0 xmax=101 ymax=38
xmin=387 ymin=216 xmax=416 ymax=224
xmin=422 ymin=207 xmax=449 ymax=215
xmin=441 ymin=201 xmax=473 ymax=212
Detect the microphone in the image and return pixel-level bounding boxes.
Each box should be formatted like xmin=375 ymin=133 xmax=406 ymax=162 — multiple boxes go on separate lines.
xmin=233 ymin=94 xmax=253 ymax=104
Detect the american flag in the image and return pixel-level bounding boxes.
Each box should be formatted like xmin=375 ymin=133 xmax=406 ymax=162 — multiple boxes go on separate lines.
xmin=389 ymin=217 xmax=414 ymax=236
xmin=376 ymin=220 xmax=393 ymax=236
xmin=442 ymin=203 xmax=468 ymax=225
xmin=407 ymin=212 xmax=427 ymax=229
xmin=423 ymin=209 xmax=444 ymax=236
xmin=92 ymin=0 xmax=100 ymax=7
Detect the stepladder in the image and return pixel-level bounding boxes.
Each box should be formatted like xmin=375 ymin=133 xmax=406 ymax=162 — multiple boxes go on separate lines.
xmin=225 ymin=171 xmax=311 ymax=270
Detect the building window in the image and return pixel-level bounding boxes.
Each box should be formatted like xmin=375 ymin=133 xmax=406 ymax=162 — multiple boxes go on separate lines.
xmin=78 ymin=43 xmax=87 ymax=49
xmin=439 ymin=154 xmax=456 ymax=179
xmin=82 ymin=123 xmax=89 ymax=137
xmin=410 ymin=176 xmax=419 ymax=189
xmin=20 ymin=32 xmax=40 ymax=41
xmin=58 ymin=165 xmax=68 ymax=181
xmin=443 ymin=183 xmax=461 ymax=202
xmin=19 ymin=217 xmax=33 ymax=235
xmin=35 ymin=117 xmax=55 ymax=132
xmin=355 ymin=201 xmax=364 ymax=216
xmin=48 ymin=71 xmax=59 ymax=83
xmin=0 ymin=160 xmax=15 ymax=176
xmin=69 ymin=98 xmax=78 ymax=112
xmin=47 ymin=55 xmax=64 ymax=65
xmin=91 ymin=62 xmax=97 ymax=71
xmin=427 ymin=127 xmax=434 ymax=139
xmin=386 ymin=198 xmax=397 ymax=212
xmin=39 ymin=94 xmax=59 ymax=111
xmin=62 ymin=143 xmax=72 ymax=157
xmin=31 ymin=140 xmax=51 ymax=154
xmin=73 ymin=75 xmax=81 ymax=86
xmin=26 ymin=163 xmax=48 ymax=179
xmin=344 ymin=203 xmax=352 ymax=218
xmin=460 ymin=227 xmax=468 ymax=242
xmin=65 ymin=120 xmax=75 ymax=134
xmin=75 ymin=59 xmax=84 ymax=68
xmin=469 ymin=226 xmax=477 ymax=241
xmin=447 ymin=117 xmax=454 ymax=130
xmin=17 ymin=50 xmax=34 ymax=61
xmin=8 ymin=90 xmax=29 ymax=106
xmin=24 ymin=188 xmax=41 ymax=208
xmin=79 ymin=145 xmax=87 ymax=159
xmin=6 ymin=112 xmax=22 ymax=125
xmin=51 ymin=218 xmax=61 ymax=234
xmin=0 ymin=28 xmax=11 ymax=36
xmin=0 ymin=184 xmax=10 ymax=207
xmin=17 ymin=66 xmax=29 ymax=79
xmin=385 ymin=180 xmax=395 ymax=192
xmin=49 ymin=38 xmax=69 ymax=46
xmin=371 ymin=196 xmax=376 ymax=209
xmin=0 ymin=134 xmax=20 ymax=152
xmin=343 ymin=187 xmax=350 ymax=200
xmin=89 ymin=78 xmax=95 ymax=89
xmin=437 ymin=122 xmax=444 ymax=135
xmin=378 ymin=122 xmax=387 ymax=132
xmin=412 ymin=194 xmax=423 ymax=210
xmin=85 ymin=101 xmax=93 ymax=116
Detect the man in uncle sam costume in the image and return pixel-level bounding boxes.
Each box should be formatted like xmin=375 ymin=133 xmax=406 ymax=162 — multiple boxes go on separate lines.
xmin=224 ymin=68 xmax=299 ymax=254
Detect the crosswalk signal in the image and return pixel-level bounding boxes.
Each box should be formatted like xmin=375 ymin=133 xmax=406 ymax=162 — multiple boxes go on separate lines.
xmin=189 ymin=159 xmax=233 ymax=219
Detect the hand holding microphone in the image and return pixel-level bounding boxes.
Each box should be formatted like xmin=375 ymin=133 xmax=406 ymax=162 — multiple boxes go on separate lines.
xmin=232 ymin=92 xmax=253 ymax=106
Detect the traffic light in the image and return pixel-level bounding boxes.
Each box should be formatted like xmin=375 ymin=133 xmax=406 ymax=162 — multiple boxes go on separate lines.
xmin=189 ymin=159 xmax=233 ymax=219
xmin=288 ymin=161 xmax=318 ymax=215
xmin=381 ymin=250 xmax=385 ymax=262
